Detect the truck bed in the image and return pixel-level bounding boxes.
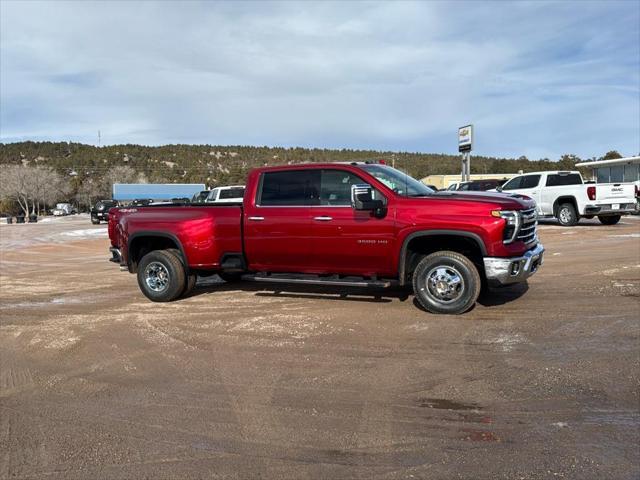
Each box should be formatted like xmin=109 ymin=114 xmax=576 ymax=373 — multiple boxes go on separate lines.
xmin=109 ymin=204 xmax=243 ymax=269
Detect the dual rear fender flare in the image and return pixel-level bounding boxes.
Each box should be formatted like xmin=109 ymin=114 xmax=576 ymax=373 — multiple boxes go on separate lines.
xmin=398 ymin=230 xmax=488 ymax=286
xmin=127 ymin=231 xmax=190 ymax=274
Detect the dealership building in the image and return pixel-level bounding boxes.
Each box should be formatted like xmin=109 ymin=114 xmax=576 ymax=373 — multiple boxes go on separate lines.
xmin=575 ymin=156 xmax=640 ymax=186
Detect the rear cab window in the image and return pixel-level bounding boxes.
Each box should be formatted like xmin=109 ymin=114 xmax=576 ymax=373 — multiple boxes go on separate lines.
xmin=545 ymin=173 xmax=582 ymax=186
xmin=219 ymin=188 xmax=245 ymax=199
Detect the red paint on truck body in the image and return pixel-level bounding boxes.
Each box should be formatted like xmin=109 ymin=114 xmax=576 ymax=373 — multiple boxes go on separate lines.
xmin=109 ymin=163 xmax=537 ymax=277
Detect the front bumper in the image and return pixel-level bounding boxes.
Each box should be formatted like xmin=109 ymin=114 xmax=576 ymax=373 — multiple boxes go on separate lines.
xmin=484 ymin=243 xmax=544 ymax=287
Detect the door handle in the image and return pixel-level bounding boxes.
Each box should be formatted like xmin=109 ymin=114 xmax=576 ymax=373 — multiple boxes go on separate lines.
xmin=248 ymin=216 xmax=265 ymax=221
xmin=313 ymin=216 xmax=333 ymax=221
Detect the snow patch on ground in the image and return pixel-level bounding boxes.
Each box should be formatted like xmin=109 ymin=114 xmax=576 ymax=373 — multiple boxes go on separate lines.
xmin=608 ymin=233 xmax=640 ymax=238
xmin=488 ymin=333 xmax=527 ymax=352
xmin=61 ymin=229 xmax=108 ymax=238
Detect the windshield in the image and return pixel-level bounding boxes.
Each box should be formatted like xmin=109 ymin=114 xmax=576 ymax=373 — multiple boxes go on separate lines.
xmin=359 ymin=164 xmax=434 ymax=197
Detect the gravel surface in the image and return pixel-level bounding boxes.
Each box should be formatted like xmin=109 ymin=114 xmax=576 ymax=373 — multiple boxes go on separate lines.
xmin=1 ymin=215 xmax=639 ymax=479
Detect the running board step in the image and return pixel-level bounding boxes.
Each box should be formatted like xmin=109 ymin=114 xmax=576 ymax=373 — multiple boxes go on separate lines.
xmin=242 ymin=274 xmax=391 ymax=288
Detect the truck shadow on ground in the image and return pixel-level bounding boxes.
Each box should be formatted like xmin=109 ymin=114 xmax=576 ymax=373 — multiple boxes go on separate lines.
xmin=188 ymin=277 xmax=405 ymax=304
xmin=188 ymin=276 xmax=529 ymax=308
xmin=477 ymin=282 xmax=529 ymax=307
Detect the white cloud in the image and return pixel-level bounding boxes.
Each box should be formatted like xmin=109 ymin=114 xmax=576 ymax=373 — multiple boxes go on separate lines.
xmin=1 ymin=0 xmax=638 ymax=159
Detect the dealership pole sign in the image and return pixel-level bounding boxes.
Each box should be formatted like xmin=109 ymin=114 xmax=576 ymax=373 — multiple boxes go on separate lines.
xmin=458 ymin=125 xmax=472 ymax=152
xmin=458 ymin=125 xmax=473 ymax=182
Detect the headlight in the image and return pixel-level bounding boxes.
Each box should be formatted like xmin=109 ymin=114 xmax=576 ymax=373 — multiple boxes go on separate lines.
xmin=492 ymin=210 xmax=520 ymax=244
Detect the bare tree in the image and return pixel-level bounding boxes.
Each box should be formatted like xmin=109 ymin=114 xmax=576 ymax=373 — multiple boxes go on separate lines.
xmin=75 ymin=178 xmax=102 ymax=211
xmin=0 ymin=165 xmax=70 ymax=216
xmin=1 ymin=165 xmax=32 ymax=216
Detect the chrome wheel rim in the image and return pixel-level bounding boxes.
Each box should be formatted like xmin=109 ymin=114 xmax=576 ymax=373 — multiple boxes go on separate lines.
xmin=559 ymin=207 xmax=571 ymax=223
xmin=426 ymin=266 xmax=464 ymax=303
xmin=144 ymin=262 xmax=170 ymax=292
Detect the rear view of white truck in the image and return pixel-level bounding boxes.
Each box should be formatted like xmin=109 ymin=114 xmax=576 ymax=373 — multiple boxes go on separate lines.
xmin=496 ymin=171 xmax=636 ymax=226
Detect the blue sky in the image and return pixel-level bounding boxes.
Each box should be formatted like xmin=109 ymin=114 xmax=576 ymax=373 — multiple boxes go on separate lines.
xmin=1 ymin=0 xmax=638 ymax=160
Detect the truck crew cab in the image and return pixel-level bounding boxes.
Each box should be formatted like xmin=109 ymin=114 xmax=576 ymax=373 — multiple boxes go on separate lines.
xmin=108 ymin=162 xmax=544 ymax=314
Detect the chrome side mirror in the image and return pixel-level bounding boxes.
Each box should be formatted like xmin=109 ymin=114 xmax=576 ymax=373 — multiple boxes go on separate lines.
xmin=351 ymin=184 xmax=385 ymax=216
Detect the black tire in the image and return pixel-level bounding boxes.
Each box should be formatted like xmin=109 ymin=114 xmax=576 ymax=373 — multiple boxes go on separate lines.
xmin=556 ymin=202 xmax=579 ymax=226
xmin=218 ymin=272 xmax=243 ymax=283
xmin=165 ymin=248 xmax=195 ymax=295
xmin=183 ymin=273 xmax=197 ymax=296
xmin=137 ymin=250 xmax=186 ymax=302
xmin=583 ymin=215 xmax=594 ymax=220
xmin=598 ymin=215 xmax=621 ymax=225
xmin=412 ymin=251 xmax=481 ymax=315
xmin=91 ymin=217 xmax=100 ymax=225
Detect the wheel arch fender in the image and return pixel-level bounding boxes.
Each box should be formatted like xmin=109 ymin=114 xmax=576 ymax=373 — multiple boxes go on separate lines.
xmin=127 ymin=231 xmax=189 ymax=274
xmin=553 ymin=196 xmax=579 ymax=216
xmin=398 ymin=230 xmax=487 ymax=286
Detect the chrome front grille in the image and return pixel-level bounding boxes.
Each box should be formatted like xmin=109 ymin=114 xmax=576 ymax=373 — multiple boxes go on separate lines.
xmin=517 ymin=208 xmax=538 ymax=244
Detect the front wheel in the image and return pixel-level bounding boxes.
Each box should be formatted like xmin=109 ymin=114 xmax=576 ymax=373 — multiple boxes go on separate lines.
xmin=556 ymin=203 xmax=579 ymax=226
xmin=137 ymin=250 xmax=186 ymax=302
xmin=412 ymin=251 xmax=481 ymax=315
xmin=598 ymin=215 xmax=621 ymax=225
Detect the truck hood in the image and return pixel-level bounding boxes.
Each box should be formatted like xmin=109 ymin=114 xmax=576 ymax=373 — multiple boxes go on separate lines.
xmin=429 ymin=190 xmax=536 ymax=210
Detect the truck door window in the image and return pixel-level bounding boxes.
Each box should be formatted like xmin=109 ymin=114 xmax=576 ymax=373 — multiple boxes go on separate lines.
xmin=259 ymin=170 xmax=320 ymax=206
xmin=501 ymin=177 xmax=522 ymax=190
xmin=319 ymin=169 xmax=386 ymax=206
xmin=545 ymin=173 xmax=582 ymax=186
xmin=319 ymin=170 xmax=367 ymax=206
xmin=520 ymin=175 xmax=541 ymax=189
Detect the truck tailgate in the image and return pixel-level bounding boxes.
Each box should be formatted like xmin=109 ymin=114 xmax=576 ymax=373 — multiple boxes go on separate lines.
xmin=594 ymin=183 xmax=636 ymax=204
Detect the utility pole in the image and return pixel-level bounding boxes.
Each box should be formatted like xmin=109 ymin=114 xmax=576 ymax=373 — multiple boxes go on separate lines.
xmin=98 ymin=130 xmax=101 ymax=146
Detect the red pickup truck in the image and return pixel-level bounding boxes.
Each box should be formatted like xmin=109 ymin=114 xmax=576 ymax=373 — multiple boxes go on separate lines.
xmin=108 ymin=162 xmax=544 ymax=314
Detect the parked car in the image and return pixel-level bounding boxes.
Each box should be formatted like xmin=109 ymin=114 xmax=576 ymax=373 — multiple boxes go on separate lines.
xmin=52 ymin=203 xmax=74 ymax=216
xmin=130 ymin=199 xmax=154 ymax=207
xmin=494 ymin=171 xmax=636 ymax=226
xmin=91 ymin=200 xmax=118 ymax=224
xmin=206 ymin=186 xmax=245 ymax=203
xmin=107 ymin=162 xmax=544 ymax=315
xmin=191 ymin=190 xmax=210 ymax=204
xmin=450 ymin=179 xmax=509 ymax=192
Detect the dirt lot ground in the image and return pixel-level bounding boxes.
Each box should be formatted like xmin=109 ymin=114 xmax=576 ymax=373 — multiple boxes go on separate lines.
xmin=1 ymin=214 xmax=639 ymax=479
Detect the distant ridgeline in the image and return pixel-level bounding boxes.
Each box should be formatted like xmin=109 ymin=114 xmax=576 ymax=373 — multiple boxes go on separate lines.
xmin=0 ymin=141 xmax=580 ymax=186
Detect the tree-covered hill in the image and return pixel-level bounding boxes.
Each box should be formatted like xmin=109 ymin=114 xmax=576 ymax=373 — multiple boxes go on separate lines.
xmin=0 ymin=141 xmax=584 ymax=186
